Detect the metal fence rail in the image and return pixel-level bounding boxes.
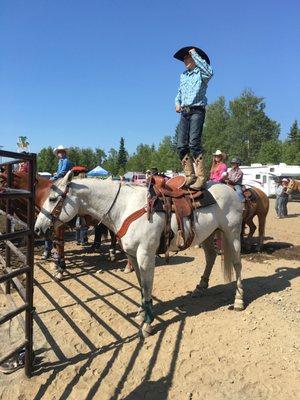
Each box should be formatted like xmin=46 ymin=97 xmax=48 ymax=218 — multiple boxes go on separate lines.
xmin=0 ymin=149 xmax=36 ymax=377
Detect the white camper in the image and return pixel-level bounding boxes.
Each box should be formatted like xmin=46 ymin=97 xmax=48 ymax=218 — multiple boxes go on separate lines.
xmin=240 ymin=163 xmax=300 ymax=197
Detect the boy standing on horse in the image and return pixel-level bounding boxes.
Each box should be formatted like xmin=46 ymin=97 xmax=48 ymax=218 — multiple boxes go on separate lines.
xmin=174 ymin=46 xmax=213 ymax=189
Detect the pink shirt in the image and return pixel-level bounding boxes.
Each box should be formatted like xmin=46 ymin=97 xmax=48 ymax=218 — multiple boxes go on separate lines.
xmin=209 ymin=162 xmax=227 ymax=182
xmin=19 ymin=162 xmax=29 ymax=173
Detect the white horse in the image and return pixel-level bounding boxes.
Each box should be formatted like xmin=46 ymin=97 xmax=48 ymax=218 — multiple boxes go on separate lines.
xmin=34 ymin=171 xmax=244 ymax=337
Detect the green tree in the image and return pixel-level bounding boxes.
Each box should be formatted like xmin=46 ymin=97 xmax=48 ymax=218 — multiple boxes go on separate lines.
xmin=255 ymin=141 xmax=282 ymax=164
xmin=79 ymin=148 xmax=97 ymax=170
xmin=288 ymin=120 xmax=300 ymax=143
xmin=225 ymin=90 xmax=280 ymax=164
xmin=151 ymin=136 xmax=181 ymax=172
xmin=37 ymin=147 xmax=56 ymax=172
xmin=202 ymin=96 xmax=230 ymax=169
xmin=95 ymin=148 xmax=106 ymax=166
xmin=103 ymin=148 xmax=119 ymax=175
xmin=126 ymin=144 xmax=156 ymax=172
xmin=117 ymin=137 xmax=128 ymax=174
xmin=281 ymin=141 xmax=300 ymax=165
xmin=67 ymin=147 xmax=81 ymax=166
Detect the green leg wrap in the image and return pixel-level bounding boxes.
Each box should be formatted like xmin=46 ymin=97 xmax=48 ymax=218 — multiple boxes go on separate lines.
xmin=142 ymin=299 xmax=154 ymax=324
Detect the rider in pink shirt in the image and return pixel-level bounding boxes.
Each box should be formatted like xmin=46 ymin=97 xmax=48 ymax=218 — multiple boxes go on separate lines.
xmin=206 ymin=150 xmax=227 ymax=188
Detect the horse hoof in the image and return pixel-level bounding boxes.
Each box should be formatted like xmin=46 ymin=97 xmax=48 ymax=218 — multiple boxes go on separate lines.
xmin=135 ymin=310 xmax=145 ymax=325
xmin=190 ymin=285 xmax=206 ymax=298
xmin=124 ymin=264 xmax=134 ymax=274
xmin=135 ymin=314 xmax=145 ymax=325
xmin=54 ymin=272 xmax=64 ymax=281
xmin=234 ymin=300 xmax=244 ymax=311
xmin=141 ymin=323 xmax=153 ymax=338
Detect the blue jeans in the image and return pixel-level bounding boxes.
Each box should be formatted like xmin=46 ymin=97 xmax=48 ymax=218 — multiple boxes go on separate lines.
xmin=275 ymin=196 xmax=287 ymax=217
xmin=44 ymin=240 xmax=53 ymax=252
xmin=75 ymin=226 xmax=88 ymax=244
xmin=234 ymin=185 xmax=244 ymax=202
xmin=176 ymin=108 xmax=206 ymax=159
xmin=206 ymin=180 xmax=219 ymax=189
xmin=282 ymin=196 xmax=288 ymax=216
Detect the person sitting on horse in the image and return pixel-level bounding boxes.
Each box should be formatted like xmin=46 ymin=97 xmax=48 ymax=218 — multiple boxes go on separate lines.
xmin=174 ymin=46 xmax=213 ymax=190
xmin=44 ymin=145 xmax=73 ymax=259
xmin=51 ymin=145 xmax=73 ymax=180
xmin=206 ymin=150 xmax=227 ymax=188
xmin=17 ymin=151 xmax=29 ymax=173
xmin=225 ymin=157 xmax=244 ymax=202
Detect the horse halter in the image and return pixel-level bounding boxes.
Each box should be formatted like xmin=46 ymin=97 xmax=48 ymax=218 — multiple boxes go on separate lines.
xmin=49 ymin=182 xmax=71 ymax=229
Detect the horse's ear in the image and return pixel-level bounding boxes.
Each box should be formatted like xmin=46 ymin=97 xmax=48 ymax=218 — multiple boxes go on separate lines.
xmin=63 ymin=170 xmax=73 ymax=184
xmin=68 ymin=170 xmax=74 ymax=182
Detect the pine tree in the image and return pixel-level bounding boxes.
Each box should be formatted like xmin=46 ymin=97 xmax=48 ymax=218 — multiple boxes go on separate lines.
xmin=288 ymin=120 xmax=300 ymax=143
xmin=37 ymin=147 xmax=57 ymax=172
xmin=117 ymin=137 xmax=128 ymax=173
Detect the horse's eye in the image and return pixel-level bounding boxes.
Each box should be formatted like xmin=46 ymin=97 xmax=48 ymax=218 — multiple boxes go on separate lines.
xmin=49 ymin=196 xmax=58 ymax=202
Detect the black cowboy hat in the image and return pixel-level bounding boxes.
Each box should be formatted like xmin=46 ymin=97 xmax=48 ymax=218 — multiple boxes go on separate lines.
xmin=230 ymin=157 xmax=242 ymax=165
xmin=173 ymin=46 xmax=210 ymax=65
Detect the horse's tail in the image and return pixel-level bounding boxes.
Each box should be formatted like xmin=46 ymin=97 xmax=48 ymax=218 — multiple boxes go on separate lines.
xmin=221 ymin=231 xmax=234 ymax=283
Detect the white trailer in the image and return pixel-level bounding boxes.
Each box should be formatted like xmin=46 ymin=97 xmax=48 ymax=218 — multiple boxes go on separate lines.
xmin=240 ymin=163 xmax=300 ymax=197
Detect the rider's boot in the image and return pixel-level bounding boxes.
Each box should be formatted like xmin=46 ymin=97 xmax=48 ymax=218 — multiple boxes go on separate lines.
xmin=42 ymin=250 xmax=51 ymax=260
xmin=189 ymin=154 xmax=206 ymax=190
xmin=181 ymin=154 xmax=196 ymax=187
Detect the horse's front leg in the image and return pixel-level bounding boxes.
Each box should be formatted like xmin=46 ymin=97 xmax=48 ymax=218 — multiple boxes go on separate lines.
xmin=136 ymin=248 xmax=156 ymax=338
xmin=108 ymin=230 xmax=116 ymax=261
xmin=53 ymin=227 xmax=66 ymax=279
xmin=191 ymin=234 xmax=217 ymax=298
xmin=126 ymin=255 xmax=145 ymax=321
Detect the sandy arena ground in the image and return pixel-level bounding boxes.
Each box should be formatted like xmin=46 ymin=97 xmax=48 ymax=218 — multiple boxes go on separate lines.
xmin=0 ymin=199 xmax=299 ymax=400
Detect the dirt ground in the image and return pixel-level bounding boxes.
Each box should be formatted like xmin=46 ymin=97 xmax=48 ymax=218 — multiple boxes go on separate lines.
xmin=0 ymin=199 xmax=299 ymax=400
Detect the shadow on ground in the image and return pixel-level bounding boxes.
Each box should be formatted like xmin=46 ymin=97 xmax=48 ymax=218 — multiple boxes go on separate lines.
xmin=30 ymin=262 xmax=300 ymax=400
xmin=243 ymin=241 xmax=300 ymax=262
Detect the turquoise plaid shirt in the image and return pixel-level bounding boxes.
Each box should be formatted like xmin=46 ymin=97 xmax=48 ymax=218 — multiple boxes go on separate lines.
xmin=175 ymin=52 xmax=213 ymax=107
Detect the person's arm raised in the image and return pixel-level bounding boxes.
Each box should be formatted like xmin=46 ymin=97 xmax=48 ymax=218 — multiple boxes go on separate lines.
xmin=189 ymin=48 xmax=213 ymax=81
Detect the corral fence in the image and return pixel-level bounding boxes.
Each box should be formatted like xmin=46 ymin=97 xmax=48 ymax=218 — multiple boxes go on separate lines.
xmin=0 ymin=149 xmax=36 ymax=377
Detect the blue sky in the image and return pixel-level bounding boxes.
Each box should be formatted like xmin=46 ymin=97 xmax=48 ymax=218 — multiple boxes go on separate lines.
xmin=0 ymin=0 xmax=299 ymax=155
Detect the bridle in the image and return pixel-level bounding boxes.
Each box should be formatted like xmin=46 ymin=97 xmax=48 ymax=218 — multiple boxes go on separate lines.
xmin=49 ymin=182 xmax=71 ymax=229
xmin=48 ymin=181 xmax=122 ymax=231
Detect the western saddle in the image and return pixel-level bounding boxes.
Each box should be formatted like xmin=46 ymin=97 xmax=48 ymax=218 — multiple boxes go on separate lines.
xmin=117 ymin=175 xmax=216 ymax=261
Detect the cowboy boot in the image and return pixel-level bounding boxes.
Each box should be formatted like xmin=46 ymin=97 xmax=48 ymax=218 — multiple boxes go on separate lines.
xmin=190 ymin=154 xmax=206 ymax=190
xmin=181 ymin=154 xmax=196 ymax=186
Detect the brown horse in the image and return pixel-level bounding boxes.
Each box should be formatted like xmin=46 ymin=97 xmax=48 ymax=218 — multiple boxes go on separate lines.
xmin=242 ymin=186 xmax=269 ymax=251
xmin=287 ymin=179 xmax=300 ymax=194
xmin=0 ymin=172 xmax=118 ymax=278
xmin=0 ymin=172 xmax=67 ymax=271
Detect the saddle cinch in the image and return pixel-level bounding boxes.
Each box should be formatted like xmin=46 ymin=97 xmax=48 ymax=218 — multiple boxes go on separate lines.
xmin=148 ymin=175 xmax=216 ymax=259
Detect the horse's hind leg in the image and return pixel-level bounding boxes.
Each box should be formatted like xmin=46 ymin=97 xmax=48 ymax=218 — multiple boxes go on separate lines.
xmin=257 ymin=213 xmax=266 ymax=252
xmin=232 ymin=236 xmax=244 ymax=311
xmin=248 ymin=218 xmax=256 ymax=240
xmin=191 ymin=234 xmax=216 ymax=298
